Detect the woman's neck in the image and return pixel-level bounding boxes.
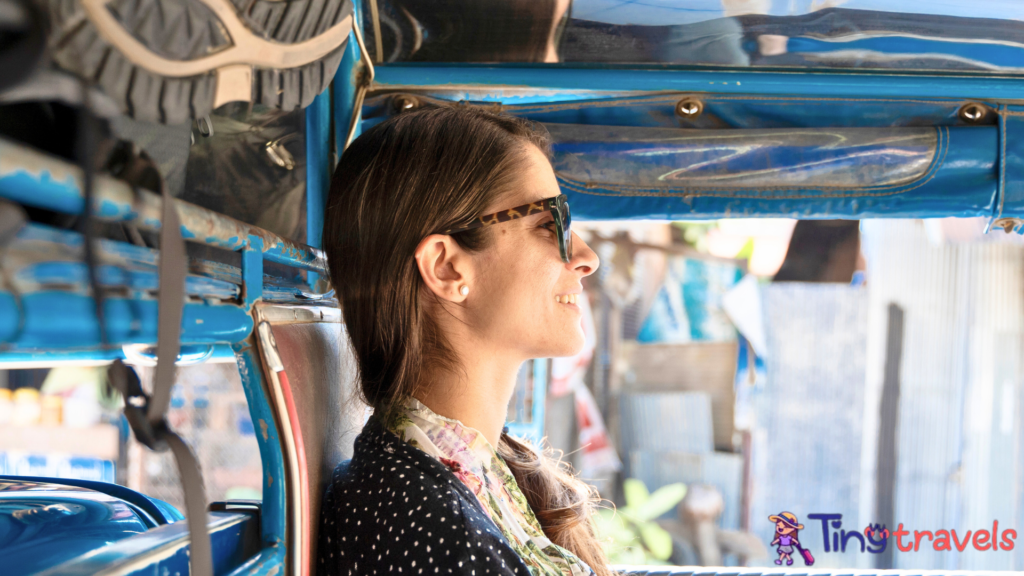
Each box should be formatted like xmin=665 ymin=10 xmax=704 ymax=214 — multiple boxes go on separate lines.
xmin=413 ymin=353 xmax=522 ymax=447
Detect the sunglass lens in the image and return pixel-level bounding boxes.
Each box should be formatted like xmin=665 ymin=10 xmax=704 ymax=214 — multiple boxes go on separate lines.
xmin=562 ymin=202 xmax=572 ymax=261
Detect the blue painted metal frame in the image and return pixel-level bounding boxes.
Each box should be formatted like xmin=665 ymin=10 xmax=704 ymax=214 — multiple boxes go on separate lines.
xmin=0 ymin=138 xmax=327 ymax=277
xmin=333 ymin=9 xmax=365 ymax=151
xmin=232 ymin=339 xmax=287 ymax=568
xmin=374 ymin=64 xmax=1024 ymax=102
xmin=306 ymin=92 xmax=332 ymax=252
xmin=0 ymin=220 xmax=336 ymax=362
xmin=13 ymin=223 xmax=318 ymax=299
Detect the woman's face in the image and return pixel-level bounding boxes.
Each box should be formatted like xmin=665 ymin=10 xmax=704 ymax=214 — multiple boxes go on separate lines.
xmin=466 ymin=145 xmax=600 ymax=359
xmin=777 ymin=521 xmax=793 ymax=534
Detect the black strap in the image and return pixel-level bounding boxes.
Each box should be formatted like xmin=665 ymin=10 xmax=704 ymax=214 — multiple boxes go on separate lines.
xmin=108 ymin=166 xmax=211 ymax=576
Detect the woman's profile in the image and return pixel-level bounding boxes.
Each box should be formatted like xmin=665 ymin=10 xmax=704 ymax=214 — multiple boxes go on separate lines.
xmin=317 ymin=105 xmax=610 ymax=575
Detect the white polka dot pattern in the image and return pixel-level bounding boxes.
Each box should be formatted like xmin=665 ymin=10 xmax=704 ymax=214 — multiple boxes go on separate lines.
xmin=317 ymin=418 xmax=533 ymax=575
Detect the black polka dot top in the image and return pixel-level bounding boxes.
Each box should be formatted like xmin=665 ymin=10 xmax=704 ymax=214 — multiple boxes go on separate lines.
xmin=317 ymin=416 xmax=534 ymax=575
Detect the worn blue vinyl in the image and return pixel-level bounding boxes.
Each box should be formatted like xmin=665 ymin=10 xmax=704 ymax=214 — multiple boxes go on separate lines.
xmin=0 ymin=478 xmax=153 ymax=576
xmin=363 ymin=91 xmax=1009 ymax=218
xmin=0 ymin=476 xmax=182 ymax=525
xmin=553 ymin=125 xmax=997 ymax=220
xmin=788 ymin=35 xmax=1024 ymax=70
xmin=365 ymin=91 xmax=1002 ymax=220
xmin=35 ymin=510 xmax=260 ymax=576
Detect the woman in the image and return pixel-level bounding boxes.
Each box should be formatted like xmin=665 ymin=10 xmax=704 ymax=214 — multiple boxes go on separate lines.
xmin=317 ymin=106 xmax=611 ymax=576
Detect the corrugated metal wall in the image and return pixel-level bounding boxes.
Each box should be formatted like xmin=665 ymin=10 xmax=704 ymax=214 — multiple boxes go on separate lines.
xmin=619 ymin=392 xmax=744 ymax=530
xmin=860 ymin=220 xmax=1024 ymax=571
xmin=620 ymin=393 xmax=715 ymax=454
xmin=752 ymin=282 xmax=869 ymax=568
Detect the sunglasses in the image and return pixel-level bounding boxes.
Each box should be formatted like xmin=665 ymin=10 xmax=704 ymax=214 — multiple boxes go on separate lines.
xmin=444 ymin=194 xmax=573 ymax=263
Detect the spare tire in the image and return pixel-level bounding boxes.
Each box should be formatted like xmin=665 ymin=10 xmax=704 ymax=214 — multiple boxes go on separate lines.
xmin=46 ymin=0 xmax=353 ymax=124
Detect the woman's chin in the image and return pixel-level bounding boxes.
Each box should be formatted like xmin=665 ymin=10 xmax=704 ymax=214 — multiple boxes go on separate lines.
xmin=544 ymin=332 xmax=586 ymax=358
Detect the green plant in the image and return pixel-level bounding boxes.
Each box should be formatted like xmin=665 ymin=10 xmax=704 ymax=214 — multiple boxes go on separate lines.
xmin=593 ymin=479 xmax=687 ymax=565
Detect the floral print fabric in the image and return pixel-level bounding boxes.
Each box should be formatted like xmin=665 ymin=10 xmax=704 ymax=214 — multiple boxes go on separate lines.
xmin=387 ymin=398 xmax=594 ymax=576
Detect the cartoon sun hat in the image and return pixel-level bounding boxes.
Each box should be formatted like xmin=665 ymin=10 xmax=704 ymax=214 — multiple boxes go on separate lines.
xmin=769 ymin=512 xmax=804 ymax=530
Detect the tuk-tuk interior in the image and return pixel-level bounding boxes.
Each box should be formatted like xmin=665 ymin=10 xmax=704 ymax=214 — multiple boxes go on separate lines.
xmin=2 ymin=0 xmax=1024 ymax=575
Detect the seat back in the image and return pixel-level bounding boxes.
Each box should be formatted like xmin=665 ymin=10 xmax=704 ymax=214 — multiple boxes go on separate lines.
xmin=253 ymin=304 xmax=364 ymax=576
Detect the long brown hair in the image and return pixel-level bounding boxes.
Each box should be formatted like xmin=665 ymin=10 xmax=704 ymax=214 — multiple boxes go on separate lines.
xmin=323 ymin=106 xmax=611 ymax=576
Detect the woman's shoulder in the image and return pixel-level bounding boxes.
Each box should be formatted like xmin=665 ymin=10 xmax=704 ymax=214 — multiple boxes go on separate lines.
xmin=321 ymin=426 xmax=464 ymax=522
xmin=317 ymin=419 xmax=530 ymax=575
xmin=325 ymin=416 xmax=465 ymax=499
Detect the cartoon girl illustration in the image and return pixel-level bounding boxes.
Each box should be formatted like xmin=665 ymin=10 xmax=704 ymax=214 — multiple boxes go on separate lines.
xmin=769 ymin=512 xmax=805 ymax=566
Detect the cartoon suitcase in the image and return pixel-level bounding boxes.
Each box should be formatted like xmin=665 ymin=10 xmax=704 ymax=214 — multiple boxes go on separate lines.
xmin=795 ymin=543 xmax=815 ymax=566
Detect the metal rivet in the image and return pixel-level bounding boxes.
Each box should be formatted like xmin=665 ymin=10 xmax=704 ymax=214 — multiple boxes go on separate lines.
xmin=394 ymin=95 xmax=419 ymax=113
xmin=993 ymin=217 xmax=1021 ymax=234
xmin=958 ymin=103 xmax=988 ymax=124
xmin=676 ymin=99 xmax=703 ymax=118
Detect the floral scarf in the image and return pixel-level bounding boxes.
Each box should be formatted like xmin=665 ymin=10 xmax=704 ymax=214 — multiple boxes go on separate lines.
xmin=385 ymin=397 xmax=594 ymax=576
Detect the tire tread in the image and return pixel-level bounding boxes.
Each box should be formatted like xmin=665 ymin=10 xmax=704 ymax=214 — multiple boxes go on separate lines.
xmin=47 ymin=0 xmax=352 ymax=123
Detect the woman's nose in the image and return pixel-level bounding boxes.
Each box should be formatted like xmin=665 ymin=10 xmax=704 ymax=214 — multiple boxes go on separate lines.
xmin=569 ymin=231 xmax=600 ymax=276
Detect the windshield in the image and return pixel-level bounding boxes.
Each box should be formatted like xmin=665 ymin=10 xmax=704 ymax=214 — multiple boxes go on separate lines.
xmin=364 ymin=0 xmax=1024 ymax=72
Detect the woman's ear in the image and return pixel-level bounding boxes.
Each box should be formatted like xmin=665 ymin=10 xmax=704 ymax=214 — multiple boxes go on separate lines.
xmin=414 ymin=234 xmax=469 ymax=302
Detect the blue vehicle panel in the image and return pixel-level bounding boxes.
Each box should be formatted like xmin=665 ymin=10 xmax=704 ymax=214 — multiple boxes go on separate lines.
xmin=0 ymin=478 xmax=158 ymax=576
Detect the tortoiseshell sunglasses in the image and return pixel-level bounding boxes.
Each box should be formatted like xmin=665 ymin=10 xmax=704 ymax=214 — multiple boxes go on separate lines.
xmin=444 ymin=194 xmax=573 ymax=263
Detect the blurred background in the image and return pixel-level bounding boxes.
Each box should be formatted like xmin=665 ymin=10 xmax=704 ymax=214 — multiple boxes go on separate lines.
xmin=510 ymin=216 xmax=1024 ymax=572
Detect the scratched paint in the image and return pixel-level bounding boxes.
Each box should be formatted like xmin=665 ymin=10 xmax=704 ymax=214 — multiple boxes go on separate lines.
xmin=232 ymin=341 xmax=287 ymax=548
xmin=15 ymin=261 xmax=240 ymax=299
xmin=11 ymin=221 xmax=323 ymax=306
xmin=0 ymin=136 xmax=327 ymax=276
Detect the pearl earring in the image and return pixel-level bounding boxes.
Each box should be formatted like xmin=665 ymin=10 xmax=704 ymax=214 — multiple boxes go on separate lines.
xmin=460 ymin=285 xmax=469 ymax=296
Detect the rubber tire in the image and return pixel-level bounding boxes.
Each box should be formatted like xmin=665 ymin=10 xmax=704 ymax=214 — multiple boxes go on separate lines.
xmin=47 ymin=0 xmax=352 ymax=124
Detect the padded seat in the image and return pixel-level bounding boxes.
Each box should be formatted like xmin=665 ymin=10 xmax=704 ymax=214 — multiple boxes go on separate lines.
xmin=252 ymin=304 xmax=364 ymax=576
